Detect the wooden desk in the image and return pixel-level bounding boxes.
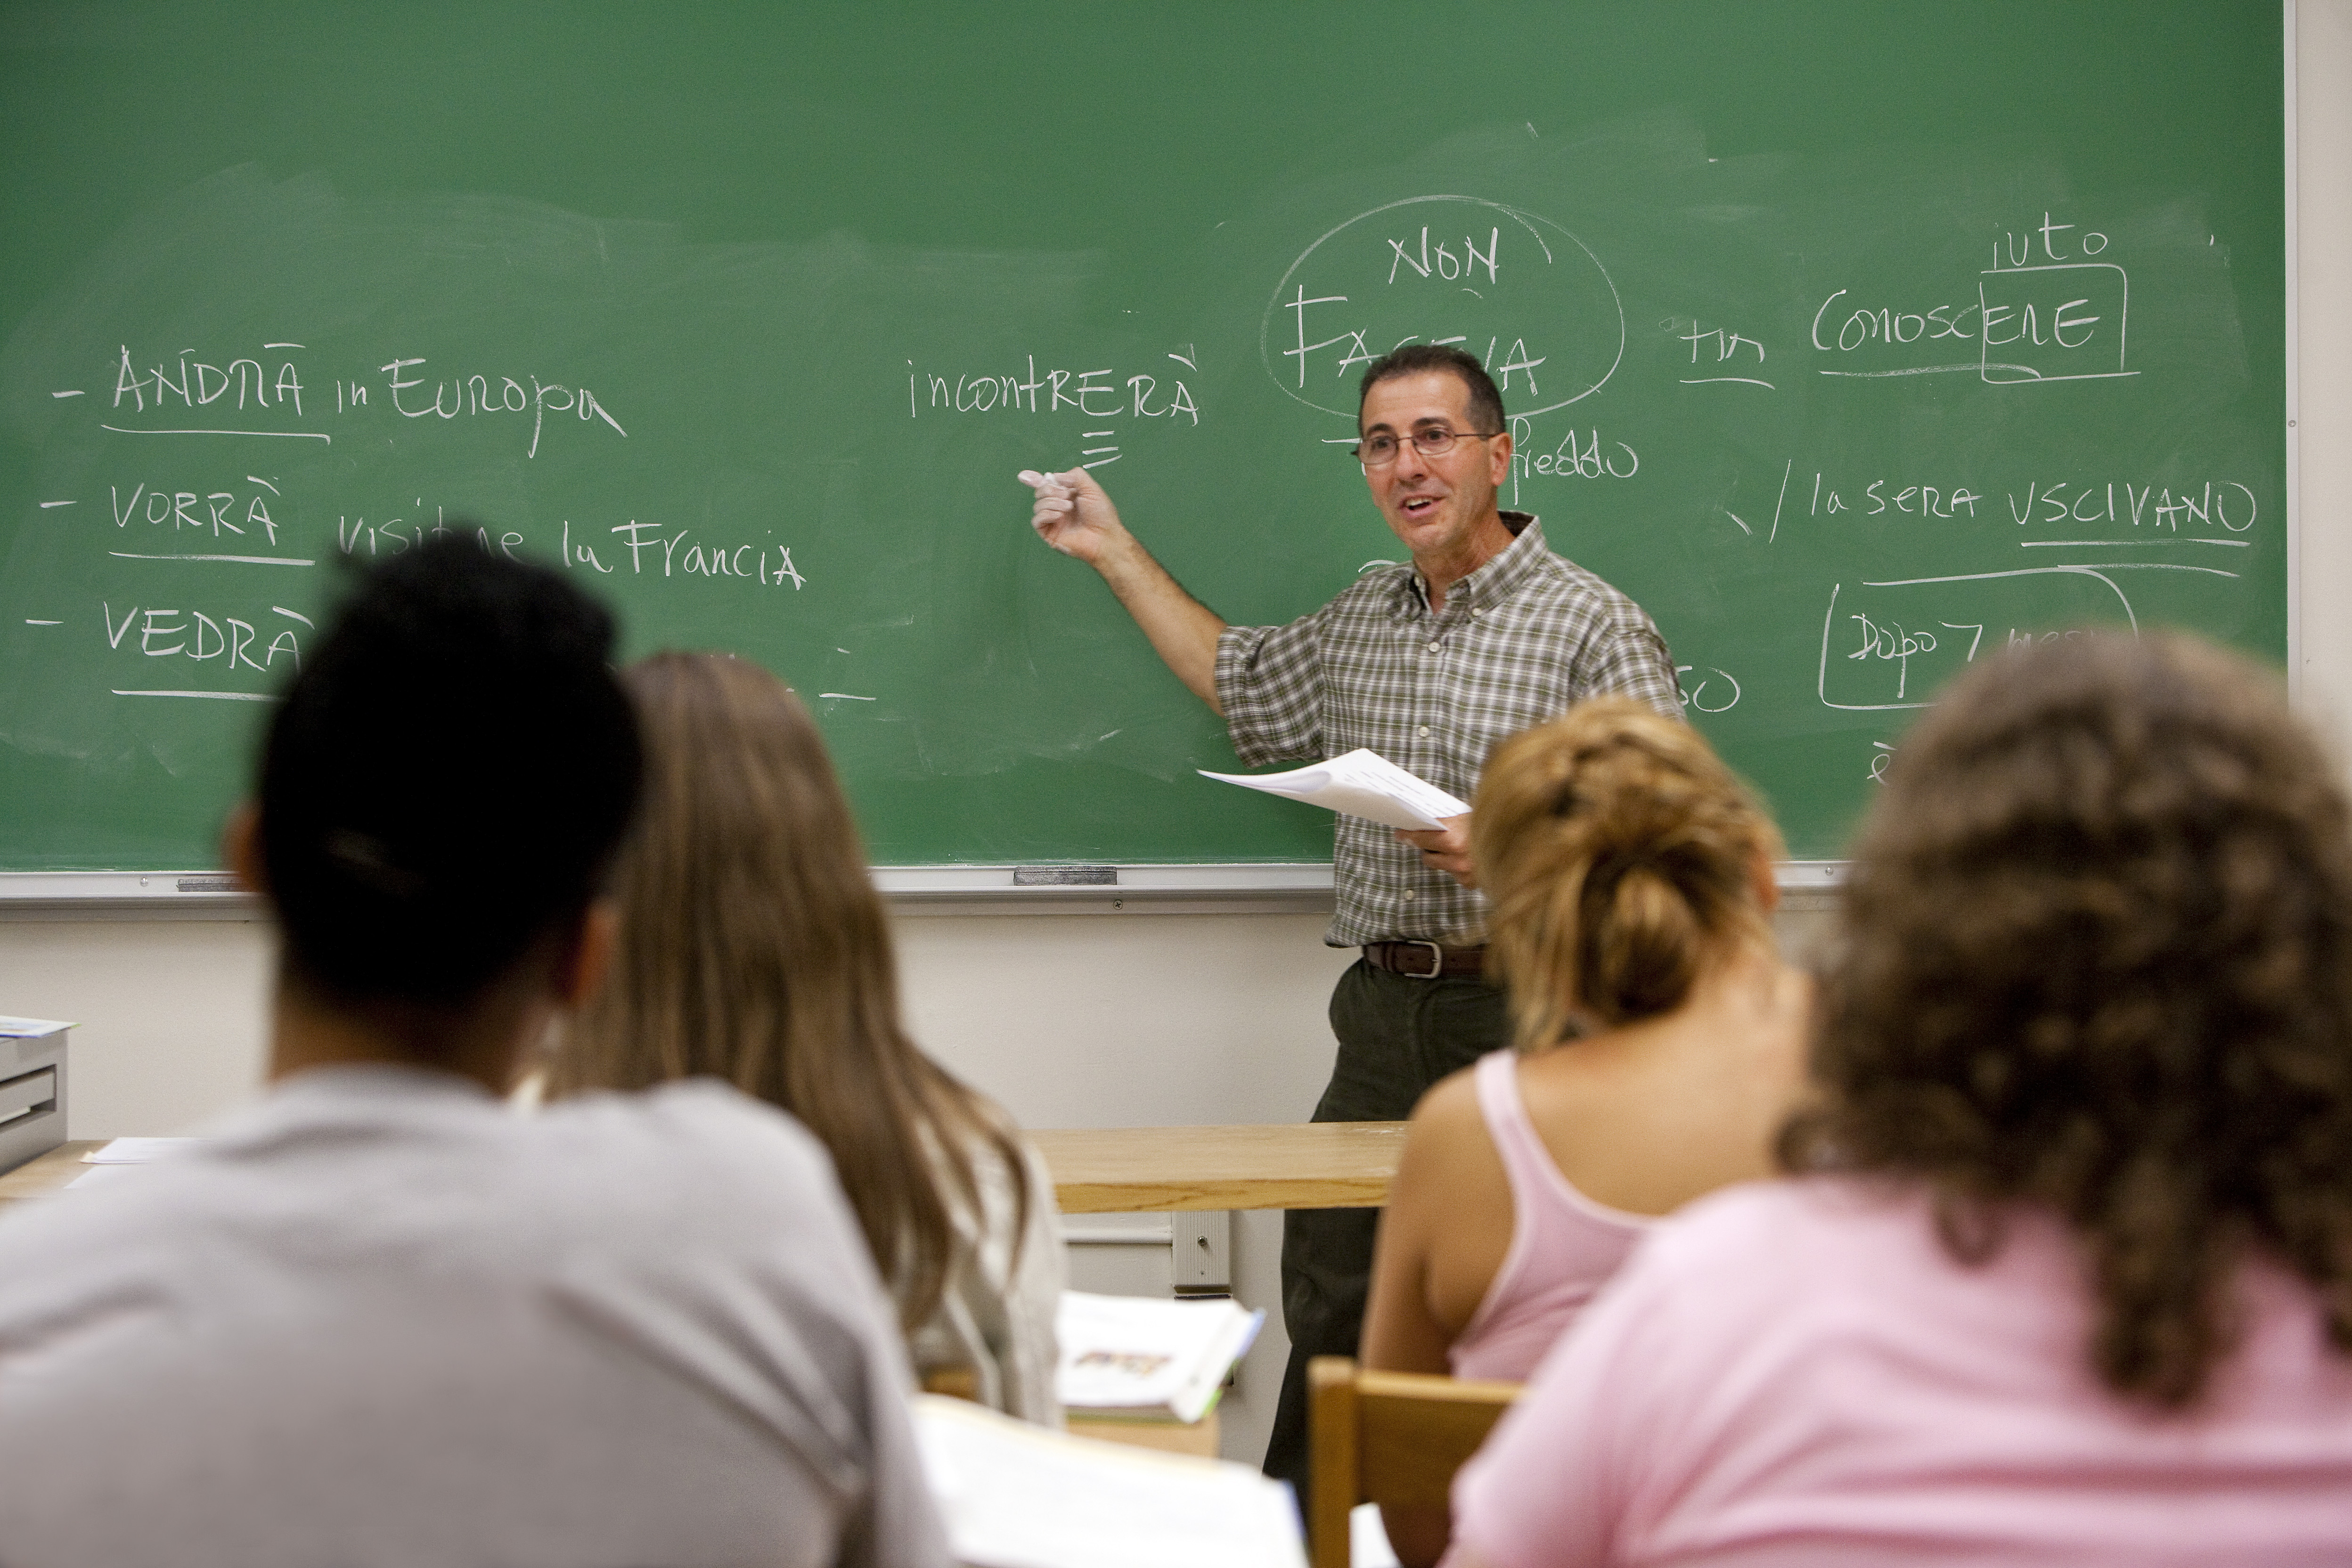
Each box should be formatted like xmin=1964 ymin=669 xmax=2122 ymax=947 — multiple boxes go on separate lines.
xmin=1031 ymin=1123 xmax=1407 ymax=1214
xmin=9 ymin=1125 xmax=1413 ymax=1219
xmin=1068 ymin=1410 xmax=1221 ymax=1458
xmin=0 ymin=1140 xmax=101 ymax=1209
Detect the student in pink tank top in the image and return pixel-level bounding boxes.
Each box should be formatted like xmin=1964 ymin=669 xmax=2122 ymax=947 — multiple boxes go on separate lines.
xmin=1453 ymin=634 xmax=2352 ymax=1567
xmin=1359 ymin=699 xmax=1812 ymax=1566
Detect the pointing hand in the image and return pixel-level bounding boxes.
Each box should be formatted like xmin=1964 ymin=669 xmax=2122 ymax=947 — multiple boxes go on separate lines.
xmin=1018 ymin=466 xmax=1127 ymax=565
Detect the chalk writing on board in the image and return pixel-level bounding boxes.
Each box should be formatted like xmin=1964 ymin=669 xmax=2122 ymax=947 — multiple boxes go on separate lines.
xmin=108 ymin=476 xmax=290 ymax=546
xmin=377 ymin=358 xmax=626 ymax=457
xmin=2007 ymin=481 xmax=2255 ymax=533
xmin=1510 ymin=425 xmax=1639 ymax=481
xmin=1816 ymin=562 xmax=2243 ymax=710
xmin=1261 ymin=196 xmax=1624 ymax=419
xmin=43 ymin=508 xmax=810 ymax=704
xmin=1788 ymin=470 xmax=2259 ymax=539
xmin=907 ymin=351 xmax=1202 ymax=471
xmin=1675 ymin=320 xmax=1774 ymax=390
xmin=99 ymin=601 xmax=303 ymax=675
xmin=1810 ymin=212 xmax=2136 ymax=384
xmin=1675 ymin=666 xmax=1742 ymax=714
xmin=911 ymin=354 xmax=1199 ymax=424
xmin=337 ymin=515 xmax=808 ymax=591
xmin=98 ymin=344 xmax=627 ymax=458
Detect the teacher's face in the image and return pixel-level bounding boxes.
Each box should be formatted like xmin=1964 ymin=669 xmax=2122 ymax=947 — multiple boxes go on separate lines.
xmin=1358 ymin=369 xmax=1514 ymax=563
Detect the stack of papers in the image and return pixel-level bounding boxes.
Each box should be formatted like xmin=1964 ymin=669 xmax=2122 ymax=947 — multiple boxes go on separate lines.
xmin=914 ymin=1393 xmax=1304 ymax=1568
xmin=82 ymin=1137 xmax=204 ymax=1164
xmin=1200 ymin=749 xmax=1470 ymax=832
xmin=1056 ymin=1291 xmax=1264 ymax=1424
xmin=0 ymin=1016 xmax=73 ymax=1038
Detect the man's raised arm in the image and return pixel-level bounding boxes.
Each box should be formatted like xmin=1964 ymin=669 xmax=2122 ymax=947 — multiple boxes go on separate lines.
xmin=1019 ymin=467 xmax=1226 ymax=714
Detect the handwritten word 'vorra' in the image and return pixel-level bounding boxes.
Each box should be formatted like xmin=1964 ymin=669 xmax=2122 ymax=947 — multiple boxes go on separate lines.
xmin=111 ymin=475 xmax=286 ymax=543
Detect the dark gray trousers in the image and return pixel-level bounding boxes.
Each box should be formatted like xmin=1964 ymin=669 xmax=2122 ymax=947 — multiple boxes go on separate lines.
xmin=1259 ymin=956 xmax=1511 ymax=1508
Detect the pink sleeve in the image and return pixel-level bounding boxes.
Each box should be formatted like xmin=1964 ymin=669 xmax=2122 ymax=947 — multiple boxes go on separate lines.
xmin=1447 ymin=1235 xmax=1697 ymax=1568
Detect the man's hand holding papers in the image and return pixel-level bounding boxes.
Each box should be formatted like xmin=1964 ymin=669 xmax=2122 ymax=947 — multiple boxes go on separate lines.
xmin=1198 ymin=749 xmax=1470 ymax=832
xmin=1200 ymin=749 xmax=1481 ymax=888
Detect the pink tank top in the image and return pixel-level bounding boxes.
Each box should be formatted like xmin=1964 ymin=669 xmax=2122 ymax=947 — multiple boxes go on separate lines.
xmin=1446 ymin=1049 xmax=1653 ymax=1383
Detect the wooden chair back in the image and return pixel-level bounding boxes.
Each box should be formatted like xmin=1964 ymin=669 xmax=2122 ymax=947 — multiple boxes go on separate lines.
xmin=1307 ymin=1356 xmax=1520 ymax=1568
xmin=919 ymin=1365 xmax=980 ymax=1402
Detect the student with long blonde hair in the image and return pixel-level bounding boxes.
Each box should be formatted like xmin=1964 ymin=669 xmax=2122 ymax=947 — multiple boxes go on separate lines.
xmin=1359 ymin=698 xmax=1810 ymax=1564
xmin=549 ymin=651 xmax=1062 ymax=1422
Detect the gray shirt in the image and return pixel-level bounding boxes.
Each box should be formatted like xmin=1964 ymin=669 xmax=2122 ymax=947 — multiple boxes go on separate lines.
xmin=1216 ymin=514 xmax=1682 ymax=946
xmin=0 ymin=1066 xmax=949 ymax=1568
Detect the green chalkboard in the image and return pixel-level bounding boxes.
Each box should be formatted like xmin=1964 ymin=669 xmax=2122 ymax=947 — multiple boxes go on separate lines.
xmin=0 ymin=1 xmax=2287 ymax=871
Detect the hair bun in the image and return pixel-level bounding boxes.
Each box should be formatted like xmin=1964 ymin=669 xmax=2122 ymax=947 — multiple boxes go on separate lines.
xmin=1475 ymin=700 xmax=1777 ymax=1046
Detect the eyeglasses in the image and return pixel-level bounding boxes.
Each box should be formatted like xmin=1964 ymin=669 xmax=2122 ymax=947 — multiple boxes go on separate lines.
xmin=1353 ymin=427 xmax=1503 ymax=467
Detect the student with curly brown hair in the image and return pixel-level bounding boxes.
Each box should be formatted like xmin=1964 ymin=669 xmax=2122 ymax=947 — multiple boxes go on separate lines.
xmin=1358 ymin=698 xmax=1812 ymax=1565
xmin=1451 ymin=633 xmax=2352 ymax=1567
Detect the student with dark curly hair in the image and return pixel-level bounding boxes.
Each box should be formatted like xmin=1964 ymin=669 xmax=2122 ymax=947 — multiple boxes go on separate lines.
xmin=1451 ymin=633 xmax=2352 ymax=1566
xmin=0 ymin=539 xmax=947 ymax=1568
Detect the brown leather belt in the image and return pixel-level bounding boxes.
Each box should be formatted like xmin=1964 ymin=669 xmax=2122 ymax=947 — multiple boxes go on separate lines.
xmin=1362 ymin=940 xmax=1486 ymax=979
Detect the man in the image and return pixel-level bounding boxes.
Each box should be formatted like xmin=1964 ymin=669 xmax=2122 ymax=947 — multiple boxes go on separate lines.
xmin=0 ymin=539 xmax=947 ymax=1568
xmin=1022 ymin=343 xmax=1682 ymax=1500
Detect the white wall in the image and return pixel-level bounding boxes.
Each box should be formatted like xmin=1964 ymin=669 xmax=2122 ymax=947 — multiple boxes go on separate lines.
xmin=2 ymin=9 xmax=2345 ymax=1467
xmin=2301 ymin=2 xmax=2352 ymax=729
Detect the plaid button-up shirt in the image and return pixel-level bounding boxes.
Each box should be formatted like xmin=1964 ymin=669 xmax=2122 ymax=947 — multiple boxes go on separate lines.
xmin=1215 ymin=514 xmax=1682 ymax=947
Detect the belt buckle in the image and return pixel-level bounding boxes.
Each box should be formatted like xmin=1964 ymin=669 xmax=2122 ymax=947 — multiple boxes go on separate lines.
xmin=1401 ymin=939 xmax=1445 ymax=980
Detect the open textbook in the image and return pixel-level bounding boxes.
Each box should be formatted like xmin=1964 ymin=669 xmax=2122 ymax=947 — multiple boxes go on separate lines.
xmin=914 ymin=1394 xmax=1305 ymax=1568
xmin=1199 ymin=749 xmax=1470 ymax=833
xmin=1056 ymin=1291 xmax=1264 ymax=1424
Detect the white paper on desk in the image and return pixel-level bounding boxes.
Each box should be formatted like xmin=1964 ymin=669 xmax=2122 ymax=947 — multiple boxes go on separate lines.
xmin=0 ymin=1016 xmax=73 ymax=1038
xmin=1057 ymin=1291 xmax=1265 ymax=1423
xmin=913 ymin=1394 xmax=1305 ymax=1568
xmin=1198 ymin=749 xmax=1470 ymax=832
xmin=83 ymin=1136 xmax=205 ymax=1164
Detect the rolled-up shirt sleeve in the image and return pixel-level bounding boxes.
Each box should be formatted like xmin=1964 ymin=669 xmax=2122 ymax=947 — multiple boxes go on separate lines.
xmin=1216 ymin=615 xmax=1326 ymax=767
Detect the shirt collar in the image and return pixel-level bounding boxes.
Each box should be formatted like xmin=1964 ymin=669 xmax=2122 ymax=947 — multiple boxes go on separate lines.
xmin=1397 ymin=512 xmax=1546 ymax=617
